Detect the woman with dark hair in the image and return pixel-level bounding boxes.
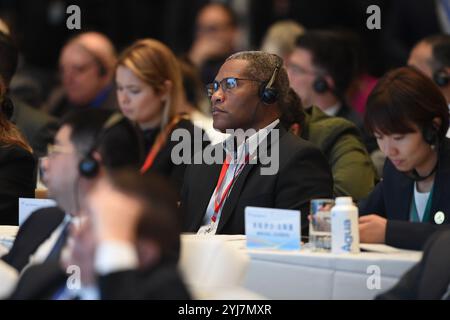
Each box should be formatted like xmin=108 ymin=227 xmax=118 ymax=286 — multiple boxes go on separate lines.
xmin=0 ymin=77 xmax=36 ymax=225
xmin=359 ymin=66 xmax=450 ymax=250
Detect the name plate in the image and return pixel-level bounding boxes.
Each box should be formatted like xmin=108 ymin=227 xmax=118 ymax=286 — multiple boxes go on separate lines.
xmin=245 ymin=206 xmax=301 ymax=250
xmin=19 ymin=198 xmax=57 ymax=225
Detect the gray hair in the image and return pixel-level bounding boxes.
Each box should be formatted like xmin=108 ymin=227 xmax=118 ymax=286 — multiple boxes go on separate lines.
xmin=226 ymin=51 xmax=290 ymax=109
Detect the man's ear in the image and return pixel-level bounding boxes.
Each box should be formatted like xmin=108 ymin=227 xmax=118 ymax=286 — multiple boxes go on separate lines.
xmin=289 ymin=123 xmax=302 ymax=136
xmin=324 ymin=75 xmax=335 ymax=91
xmin=91 ymin=150 xmax=102 ymax=161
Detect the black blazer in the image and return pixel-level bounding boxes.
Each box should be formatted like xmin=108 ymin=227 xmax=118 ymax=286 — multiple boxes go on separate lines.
xmin=2 ymin=207 xmax=65 ymax=272
xmin=359 ymin=138 xmax=450 ymax=250
xmin=10 ymin=259 xmax=191 ymax=300
xmin=0 ymin=143 xmax=36 ymax=225
xmin=145 ymin=118 xmax=209 ymax=195
xmin=181 ymin=124 xmax=333 ymax=235
xmin=376 ymin=230 xmax=450 ymax=300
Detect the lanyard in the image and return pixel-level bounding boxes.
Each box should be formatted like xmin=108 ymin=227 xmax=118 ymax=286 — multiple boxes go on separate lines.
xmin=140 ymin=114 xmax=190 ymax=173
xmin=211 ymin=150 xmax=250 ymax=223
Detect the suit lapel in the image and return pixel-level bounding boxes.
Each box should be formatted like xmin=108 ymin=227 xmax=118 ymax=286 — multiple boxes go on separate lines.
xmin=189 ymin=162 xmax=222 ymax=231
xmin=216 ymin=163 xmax=255 ymax=233
xmin=216 ymin=124 xmax=286 ymax=233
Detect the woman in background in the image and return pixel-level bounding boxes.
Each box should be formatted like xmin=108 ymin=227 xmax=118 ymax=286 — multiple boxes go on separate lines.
xmin=116 ymin=39 xmax=206 ymax=193
xmin=0 ymin=76 xmax=36 ymax=225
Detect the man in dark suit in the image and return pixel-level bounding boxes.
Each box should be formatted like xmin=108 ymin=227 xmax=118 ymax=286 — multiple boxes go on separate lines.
xmin=44 ymin=32 xmax=119 ymax=119
xmin=1 ymin=109 xmax=142 ymax=276
xmin=10 ymin=170 xmax=190 ymax=300
xmin=287 ymin=30 xmax=377 ymax=153
xmin=376 ymin=229 xmax=450 ymax=300
xmin=181 ymin=51 xmax=333 ymax=236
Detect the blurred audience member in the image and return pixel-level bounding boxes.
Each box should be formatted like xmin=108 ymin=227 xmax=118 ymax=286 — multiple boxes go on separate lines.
xmin=359 ymin=67 xmax=450 ymax=250
xmin=408 ymin=34 xmax=450 ymax=138
xmin=188 ymin=3 xmax=239 ymax=86
xmin=0 ymin=30 xmax=58 ymax=157
xmin=10 ymin=169 xmax=190 ymax=300
xmin=1 ymin=109 xmax=142 ymax=277
xmin=287 ymin=30 xmax=376 ymax=153
xmin=116 ymin=38 xmax=208 ymax=193
xmin=44 ymin=32 xmax=118 ymax=118
xmin=280 ymin=88 xmax=376 ymax=201
xmin=260 ymin=20 xmax=305 ymax=61
xmin=0 ymin=72 xmax=35 ymax=225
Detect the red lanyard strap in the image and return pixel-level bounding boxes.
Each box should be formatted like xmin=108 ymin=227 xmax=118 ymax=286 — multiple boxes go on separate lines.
xmin=211 ymin=153 xmax=250 ymax=222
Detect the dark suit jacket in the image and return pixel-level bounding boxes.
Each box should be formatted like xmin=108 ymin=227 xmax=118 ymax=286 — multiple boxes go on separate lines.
xmin=181 ymin=124 xmax=334 ymax=235
xmin=0 ymin=143 xmax=36 ymax=225
xmin=1 ymin=207 xmax=65 ymax=272
xmin=11 ymin=97 xmax=58 ymax=157
xmin=10 ymin=259 xmax=191 ymax=300
xmin=44 ymin=84 xmax=118 ymax=119
xmin=145 ymin=119 xmax=208 ymax=195
xmin=359 ymin=138 xmax=450 ymax=250
xmin=376 ymin=230 xmax=450 ymax=300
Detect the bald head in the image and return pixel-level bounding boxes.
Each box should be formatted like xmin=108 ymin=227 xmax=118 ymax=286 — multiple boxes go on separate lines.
xmin=59 ymin=32 xmax=116 ymax=106
xmin=67 ymin=32 xmax=117 ymax=75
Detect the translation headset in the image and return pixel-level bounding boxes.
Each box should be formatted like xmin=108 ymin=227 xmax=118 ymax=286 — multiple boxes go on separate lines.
xmin=259 ymin=61 xmax=281 ymax=104
xmin=78 ymin=112 xmax=125 ymax=178
xmin=433 ymin=69 xmax=450 ymax=87
xmin=404 ymin=123 xmax=440 ymax=181
xmin=313 ymin=76 xmax=329 ymax=93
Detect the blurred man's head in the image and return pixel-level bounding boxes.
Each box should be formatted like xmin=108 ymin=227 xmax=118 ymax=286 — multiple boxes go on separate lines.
xmin=42 ymin=109 xmax=142 ymax=215
xmin=408 ymin=34 xmax=450 ymax=103
xmin=194 ymin=3 xmax=237 ymax=55
xmin=59 ymin=32 xmax=116 ymax=106
xmin=87 ymin=169 xmax=181 ymax=266
xmin=287 ymin=30 xmax=357 ymax=110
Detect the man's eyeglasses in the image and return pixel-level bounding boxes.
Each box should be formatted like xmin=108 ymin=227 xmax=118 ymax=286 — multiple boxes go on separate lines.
xmin=286 ymin=62 xmax=316 ymax=76
xmin=47 ymin=144 xmax=72 ymax=157
xmin=206 ymin=77 xmax=262 ymax=98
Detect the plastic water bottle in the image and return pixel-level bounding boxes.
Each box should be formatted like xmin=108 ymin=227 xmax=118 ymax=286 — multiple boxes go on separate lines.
xmin=331 ymin=197 xmax=360 ymax=254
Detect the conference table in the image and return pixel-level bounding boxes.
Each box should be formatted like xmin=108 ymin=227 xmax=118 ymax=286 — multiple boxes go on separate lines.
xmin=0 ymin=228 xmax=423 ymax=300
xmin=242 ymin=244 xmax=422 ymax=299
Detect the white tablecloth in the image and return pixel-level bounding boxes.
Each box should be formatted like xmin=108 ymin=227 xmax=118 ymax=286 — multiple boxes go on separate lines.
xmin=243 ymin=246 xmax=422 ymax=300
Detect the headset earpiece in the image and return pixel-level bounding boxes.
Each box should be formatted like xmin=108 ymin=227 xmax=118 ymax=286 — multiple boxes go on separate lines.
xmin=313 ymin=76 xmax=329 ymax=93
xmin=79 ymin=113 xmax=125 ymax=178
xmin=259 ymin=63 xmax=280 ymax=105
xmin=433 ymin=69 xmax=450 ymax=87
xmin=422 ymin=124 xmax=439 ymax=146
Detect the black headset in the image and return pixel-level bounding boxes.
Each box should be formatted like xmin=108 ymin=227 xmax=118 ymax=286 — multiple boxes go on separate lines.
xmin=433 ymin=69 xmax=450 ymax=87
xmin=403 ymin=123 xmax=441 ymax=181
xmin=313 ymin=76 xmax=329 ymax=93
xmin=422 ymin=123 xmax=440 ymax=146
xmin=259 ymin=62 xmax=280 ymax=104
xmin=79 ymin=112 xmax=125 ymax=178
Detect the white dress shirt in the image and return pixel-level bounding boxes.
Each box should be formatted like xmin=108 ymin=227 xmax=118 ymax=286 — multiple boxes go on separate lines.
xmin=198 ymin=119 xmax=280 ymax=234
